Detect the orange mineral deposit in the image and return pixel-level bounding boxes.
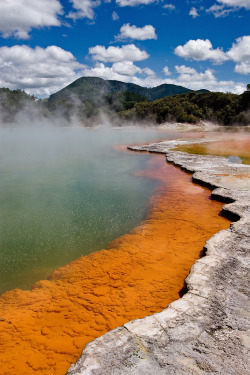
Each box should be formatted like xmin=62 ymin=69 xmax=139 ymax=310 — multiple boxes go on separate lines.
xmin=0 ymin=154 xmax=230 ymax=375
xmin=176 ymin=137 xmax=250 ymax=165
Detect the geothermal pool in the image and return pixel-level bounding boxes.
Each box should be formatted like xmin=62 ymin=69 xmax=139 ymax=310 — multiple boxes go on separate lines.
xmin=0 ymin=125 xmax=173 ymax=294
xmin=0 ymin=124 xmax=233 ymax=375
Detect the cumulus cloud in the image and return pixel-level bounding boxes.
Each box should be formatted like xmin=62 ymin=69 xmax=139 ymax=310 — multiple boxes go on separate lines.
xmin=175 ymin=65 xmax=197 ymax=74
xmin=173 ymin=66 xmax=221 ymax=90
xmin=116 ymin=0 xmax=157 ymax=6
xmin=83 ymin=62 xmax=163 ymax=87
xmin=143 ymin=67 xmax=156 ymax=76
xmin=235 ymin=62 xmax=250 ymax=74
xmin=89 ymin=44 xmax=149 ymax=62
xmin=162 ymin=66 xmax=171 ymax=76
xmin=67 ymin=0 xmax=101 ymax=20
xmin=227 ymin=36 xmax=250 ymax=62
xmin=175 ymin=36 xmax=250 ymax=75
xmin=189 ymin=7 xmax=199 ymax=18
xmin=175 ymin=39 xmax=228 ymax=64
xmin=82 ymin=62 xmax=139 ymax=82
xmin=115 ymin=24 xmax=157 ymax=40
xmin=140 ymin=69 xmax=245 ymax=94
xmin=227 ymin=36 xmax=250 ymax=74
xmin=0 ymin=0 xmax=62 ymax=39
xmin=167 ymin=65 xmax=246 ymax=94
xmin=0 ymin=45 xmax=87 ymax=97
xmin=112 ymin=11 xmax=119 ymax=20
xmin=112 ymin=61 xmax=142 ymax=75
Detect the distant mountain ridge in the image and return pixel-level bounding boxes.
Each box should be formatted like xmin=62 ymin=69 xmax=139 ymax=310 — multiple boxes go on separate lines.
xmin=0 ymin=82 xmax=249 ymax=126
xmin=48 ymin=77 xmax=208 ymax=104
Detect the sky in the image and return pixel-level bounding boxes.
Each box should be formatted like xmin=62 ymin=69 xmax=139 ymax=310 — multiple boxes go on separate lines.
xmin=0 ymin=0 xmax=249 ymax=97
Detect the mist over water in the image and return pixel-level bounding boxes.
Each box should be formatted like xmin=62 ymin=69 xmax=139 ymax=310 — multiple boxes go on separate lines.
xmin=0 ymin=124 xmax=171 ymax=294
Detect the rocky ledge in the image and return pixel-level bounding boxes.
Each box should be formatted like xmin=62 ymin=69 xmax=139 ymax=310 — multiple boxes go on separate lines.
xmin=67 ymin=139 xmax=250 ymax=375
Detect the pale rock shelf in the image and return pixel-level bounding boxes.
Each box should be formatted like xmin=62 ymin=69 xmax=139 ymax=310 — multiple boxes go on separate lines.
xmin=67 ymin=139 xmax=250 ymax=375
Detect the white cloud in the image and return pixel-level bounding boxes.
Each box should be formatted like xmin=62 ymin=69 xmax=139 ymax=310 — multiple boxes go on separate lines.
xmin=83 ymin=62 xmax=163 ymax=87
xmin=173 ymin=66 xmax=221 ymax=90
xmin=67 ymin=0 xmax=101 ymax=20
xmin=112 ymin=61 xmax=142 ymax=76
xmin=143 ymin=67 xmax=156 ymax=76
xmin=112 ymin=11 xmax=119 ymax=20
xmin=207 ymin=0 xmax=250 ymax=17
xmin=235 ymin=62 xmax=250 ymax=74
xmin=206 ymin=4 xmax=235 ymax=17
xmin=175 ymin=36 xmax=250 ymax=75
xmin=0 ymin=0 xmax=62 ymax=39
xmin=115 ymin=24 xmax=157 ymax=40
xmin=217 ymin=0 xmax=250 ymax=9
xmin=162 ymin=66 xmax=171 ymax=76
xmin=175 ymin=39 xmax=228 ymax=64
xmin=138 ymin=69 xmax=245 ymax=94
xmin=175 ymin=65 xmax=196 ymax=74
xmin=89 ymin=44 xmax=149 ymax=62
xmin=162 ymin=4 xmax=175 ymax=10
xmin=116 ymin=0 xmax=157 ymax=7
xmin=227 ymin=36 xmax=250 ymax=74
xmin=167 ymin=65 xmax=246 ymax=94
xmin=0 ymin=45 xmax=87 ymax=97
xmin=227 ymin=36 xmax=250 ymax=62
xmin=82 ymin=62 xmax=139 ymax=82
xmin=189 ymin=7 xmax=199 ymax=18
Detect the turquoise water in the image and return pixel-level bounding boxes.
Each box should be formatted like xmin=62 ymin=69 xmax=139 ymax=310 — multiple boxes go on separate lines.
xmin=0 ymin=125 xmax=172 ymax=294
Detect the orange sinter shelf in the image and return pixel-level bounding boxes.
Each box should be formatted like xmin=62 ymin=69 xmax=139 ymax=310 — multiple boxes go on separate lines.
xmin=0 ymin=154 xmax=230 ymax=375
xmin=176 ymin=137 xmax=250 ymax=165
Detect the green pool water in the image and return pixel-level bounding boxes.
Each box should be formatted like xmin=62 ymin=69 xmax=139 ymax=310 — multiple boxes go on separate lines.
xmin=0 ymin=125 xmax=172 ymax=294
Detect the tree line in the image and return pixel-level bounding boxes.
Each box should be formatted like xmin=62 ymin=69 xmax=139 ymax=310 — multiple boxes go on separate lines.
xmin=0 ymin=85 xmax=250 ymax=126
xmin=122 ymin=87 xmax=250 ymax=126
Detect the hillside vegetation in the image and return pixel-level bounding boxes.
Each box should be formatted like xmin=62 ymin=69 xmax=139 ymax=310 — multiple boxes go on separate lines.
xmin=46 ymin=77 xmax=207 ymax=121
xmin=0 ymin=78 xmax=249 ymax=126
xmin=0 ymin=88 xmax=37 ymax=123
xmin=132 ymin=90 xmax=250 ymax=126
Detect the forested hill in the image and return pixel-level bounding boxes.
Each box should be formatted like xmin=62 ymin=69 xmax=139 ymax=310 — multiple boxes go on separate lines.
xmin=0 ymin=80 xmax=249 ymax=126
xmin=133 ymin=90 xmax=250 ymax=126
xmin=48 ymin=76 xmax=208 ymax=105
xmin=46 ymin=76 xmax=209 ymax=121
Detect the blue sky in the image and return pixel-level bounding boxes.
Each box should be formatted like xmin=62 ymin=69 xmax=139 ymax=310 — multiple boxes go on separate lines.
xmin=0 ymin=0 xmax=249 ymax=97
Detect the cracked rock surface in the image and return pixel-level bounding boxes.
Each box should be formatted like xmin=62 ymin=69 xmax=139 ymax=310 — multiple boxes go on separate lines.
xmin=67 ymin=139 xmax=250 ymax=375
